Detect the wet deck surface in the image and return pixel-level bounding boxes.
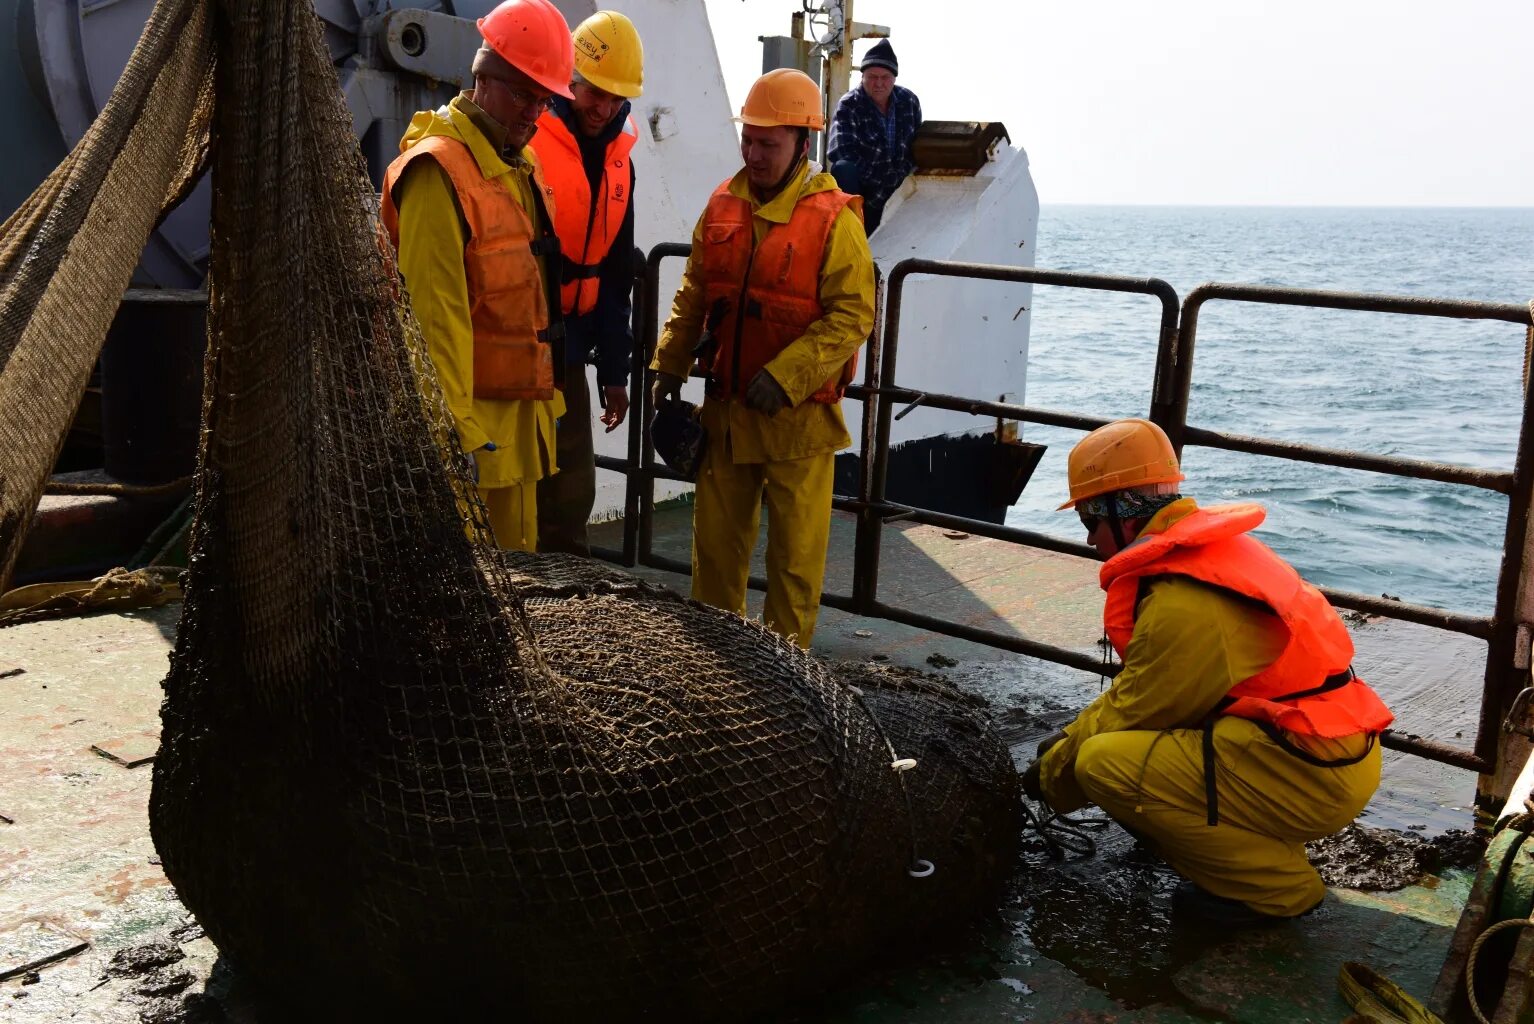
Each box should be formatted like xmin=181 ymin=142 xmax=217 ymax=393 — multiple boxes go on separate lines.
xmin=0 ymin=507 xmax=1486 ymax=1021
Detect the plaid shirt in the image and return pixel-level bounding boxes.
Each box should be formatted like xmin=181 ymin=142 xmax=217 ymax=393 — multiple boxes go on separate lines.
xmin=826 ymin=84 xmax=922 ymax=216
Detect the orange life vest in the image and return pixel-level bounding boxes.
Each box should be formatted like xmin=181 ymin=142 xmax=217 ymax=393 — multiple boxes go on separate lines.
xmin=1100 ymin=503 xmax=1393 ymax=823
xmin=529 ymin=112 xmax=637 ymax=318
xmin=381 ymin=135 xmax=558 ymax=401
xmin=696 ymin=180 xmax=862 ymax=405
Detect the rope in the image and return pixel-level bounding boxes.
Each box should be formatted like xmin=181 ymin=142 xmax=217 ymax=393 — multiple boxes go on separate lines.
xmin=1467 ymin=917 xmax=1534 ymax=1024
xmin=1464 ymin=798 xmax=1534 ymax=1023
xmin=0 ymin=565 xmax=181 ymax=627
xmin=847 ymin=684 xmax=932 ymax=878
xmin=129 ymin=494 xmax=194 ymax=568
xmin=43 ymin=475 xmax=193 ymax=498
xmin=1099 ymin=630 xmax=1113 ymax=692
xmin=1019 ymin=799 xmax=1107 ymax=860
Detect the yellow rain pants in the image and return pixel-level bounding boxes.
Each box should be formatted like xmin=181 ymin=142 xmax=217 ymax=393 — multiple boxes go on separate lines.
xmin=479 ymin=481 xmax=538 ymax=553
xmin=691 ymin=418 xmax=835 ymax=648
xmin=652 ymin=158 xmax=873 ymax=649
xmin=1074 ymin=718 xmax=1380 ymax=917
xmin=1038 ymin=512 xmax=1385 ymax=917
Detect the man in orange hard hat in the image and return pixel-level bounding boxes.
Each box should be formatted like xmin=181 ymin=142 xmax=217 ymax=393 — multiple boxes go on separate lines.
xmin=1023 ymin=418 xmax=1393 ymax=924
xmin=381 ymin=0 xmax=573 ymax=551
xmin=530 ymin=10 xmax=643 ymax=555
xmin=650 ymin=69 xmax=875 ymax=648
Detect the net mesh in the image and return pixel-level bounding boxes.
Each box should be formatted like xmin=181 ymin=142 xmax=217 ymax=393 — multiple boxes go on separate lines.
xmin=0 ymin=0 xmax=1021 ymax=1016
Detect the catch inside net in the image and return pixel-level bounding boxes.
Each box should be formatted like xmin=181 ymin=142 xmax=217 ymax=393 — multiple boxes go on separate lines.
xmin=0 ymin=0 xmax=1022 ymax=1017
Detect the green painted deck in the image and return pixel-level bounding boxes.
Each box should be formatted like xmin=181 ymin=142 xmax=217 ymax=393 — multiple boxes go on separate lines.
xmin=0 ymin=506 xmax=1487 ymax=1021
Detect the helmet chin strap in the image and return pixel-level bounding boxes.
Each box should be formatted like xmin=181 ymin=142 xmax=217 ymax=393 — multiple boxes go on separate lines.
xmin=1106 ymin=492 xmax=1130 ymax=552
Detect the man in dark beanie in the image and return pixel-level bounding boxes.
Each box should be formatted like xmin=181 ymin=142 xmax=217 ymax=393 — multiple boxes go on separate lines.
xmin=826 ymin=38 xmax=922 ymax=234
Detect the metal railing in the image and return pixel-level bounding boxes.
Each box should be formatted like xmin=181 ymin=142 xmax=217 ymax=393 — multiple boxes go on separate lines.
xmin=588 ymin=248 xmax=1534 ymax=779
xmin=1159 ymin=284 xmax=1534 ymax=774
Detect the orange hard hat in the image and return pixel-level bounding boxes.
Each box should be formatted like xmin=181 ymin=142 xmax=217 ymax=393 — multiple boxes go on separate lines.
xmin=477 ymin=0 xmax=575 ymax=100
xmin=736 ymin=68 xmax=825 ymax=130
xmin=1058 ymin=418 xmax=1184 ymax=510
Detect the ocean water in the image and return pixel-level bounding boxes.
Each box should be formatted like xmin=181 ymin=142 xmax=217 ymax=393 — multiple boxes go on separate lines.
xmin=1006 ymin=206 xmax=1534 ymax=617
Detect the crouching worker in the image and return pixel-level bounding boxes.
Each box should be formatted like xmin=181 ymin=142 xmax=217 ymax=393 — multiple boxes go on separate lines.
xmin=1023 ymin=418 xmax=1393 ymax=923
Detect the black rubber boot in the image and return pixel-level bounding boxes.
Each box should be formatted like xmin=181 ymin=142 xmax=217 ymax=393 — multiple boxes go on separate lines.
xmin=1171 ymin=880 xmax=1288 ymax=928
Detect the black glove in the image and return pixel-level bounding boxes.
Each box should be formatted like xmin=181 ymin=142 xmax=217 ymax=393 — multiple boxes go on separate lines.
xmin=466 ymin=440 xmax=497 ymax=485
xmin=650 ymin=371 xmax=684 ymax=409
xmin=744 ymin=369 xmax=790 ymax=417
xmin=1036 ymin=729 xmax=1067 ymax=759
xmin=1021 ymin=761 xmax=1043 ymax=802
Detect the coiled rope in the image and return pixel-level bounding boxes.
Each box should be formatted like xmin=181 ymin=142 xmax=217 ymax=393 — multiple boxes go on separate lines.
xmin=1019 ymin=799 xmax=1107 ymax=860
xmin=1465 ymin=795 xmax=1534 ymax=1024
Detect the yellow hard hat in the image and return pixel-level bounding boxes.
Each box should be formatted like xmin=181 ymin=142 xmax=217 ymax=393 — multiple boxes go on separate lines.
xmin=736 ymin=68 xmax=824 ymax=130
xmin=572 ymin=10 xmax=643 ymax=98
xmin=1058 ymin=418 xmax=1184 ymax=510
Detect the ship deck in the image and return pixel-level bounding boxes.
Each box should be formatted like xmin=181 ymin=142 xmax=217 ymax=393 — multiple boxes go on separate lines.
xmin=0 ymin=505 xmax=1486 ymax=1022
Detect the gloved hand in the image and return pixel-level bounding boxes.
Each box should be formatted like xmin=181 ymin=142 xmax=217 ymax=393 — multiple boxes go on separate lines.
xmin=744 ymin=369 xmax=790 ymax=417
xmin=650 ymin=371 xmax=684 ymax=409
xmin=1021 ymin=760 xmax=1043 ymax=803
xmin=1036 ymin=729 xmax=1067 ymax=759
xmin=600 ymin=386 xmax=630 ymax=432
xmin=466 ymin=440 xmax=497 ymax=485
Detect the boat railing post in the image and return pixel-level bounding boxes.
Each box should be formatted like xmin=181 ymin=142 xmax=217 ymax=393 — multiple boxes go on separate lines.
xmin=850 ymin=263 xmax=884 ymax=614
xmin=857 ymin=260 xmax=916 ymax=615
xmin=1147 ymin=281 xmax=1188 ymax=448
xmin=637 ymin=245 xmax=685 ymax=567
xmin=619 ymin=246 xmax=647 ymax=567
xmin=1477 ymin=303 xmax=1534 ymax=819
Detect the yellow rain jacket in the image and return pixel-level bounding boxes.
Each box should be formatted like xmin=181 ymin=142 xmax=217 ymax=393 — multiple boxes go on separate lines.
xmin=652 ymin=159 xmax=875 ymax=463
xmin=1038 ymin=498 xmax=1381 ymax=916
xmin=391 ymin=94 xmax=564 ymax=493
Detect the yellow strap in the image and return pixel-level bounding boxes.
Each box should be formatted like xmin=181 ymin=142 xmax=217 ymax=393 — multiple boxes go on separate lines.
xmin=0 ymin=566 xmax=181 ymax=626
xmin=1337 ymin=961 xmax=1446 ymax=1024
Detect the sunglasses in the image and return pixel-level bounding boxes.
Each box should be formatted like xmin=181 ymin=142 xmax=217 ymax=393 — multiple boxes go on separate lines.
xmin=1078 ymin=512 xmax=1102 ymax=532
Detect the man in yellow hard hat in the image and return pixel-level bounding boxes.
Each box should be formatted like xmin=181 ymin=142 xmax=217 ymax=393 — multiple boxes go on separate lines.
xmin=381 ymin=0 xmax=573 ymax=551
xmin=650 ymin=68 xmax=875 ymax=648
xmin=530 ymin=10 xmax=643 ymax=555
xmin=1023 ymin=418 xmax=1393 ymax=924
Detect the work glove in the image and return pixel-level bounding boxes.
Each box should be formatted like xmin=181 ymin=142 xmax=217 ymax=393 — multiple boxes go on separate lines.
xmin=466 ymin=440 xmax=497 ymax=485
xmin=1021 ymin=760 xmax=1044 ymax=803
xmin=744 ymin=369 xmax=790 ymax=417
xmin=600 ymin=386 xmax=630 ymax=432
xmin=1036 ymin=729 xmax=1067 ymax=759
xmin=650 ymin=371 xmax=684 ymax=410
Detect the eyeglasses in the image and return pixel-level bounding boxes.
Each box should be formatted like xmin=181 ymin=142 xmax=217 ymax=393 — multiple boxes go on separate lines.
xmin=502 ymin=84 xmax=556 ymax=114
xmin=1078 ymin=513 xmax=1101 ymax=533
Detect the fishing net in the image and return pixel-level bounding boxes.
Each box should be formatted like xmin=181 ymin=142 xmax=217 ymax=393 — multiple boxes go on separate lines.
xmin=0 ymin=0 xmax=1021 ymax=1018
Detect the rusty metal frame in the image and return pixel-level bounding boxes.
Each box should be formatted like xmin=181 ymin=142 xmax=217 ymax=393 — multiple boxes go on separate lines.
xmin=848 ymin=258 xmax=1180 ymax=673
xmin=1162 ymin=283 xmax=1534 ymax=775
xmin=622 ymin=245 xmax=879 ymax=612
xmin=607 ymin=250 xmax=1534 ymax=779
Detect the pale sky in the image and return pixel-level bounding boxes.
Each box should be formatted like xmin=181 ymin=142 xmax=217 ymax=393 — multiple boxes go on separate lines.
xmin=701 ymin=0 xmax=1534 ymax=206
